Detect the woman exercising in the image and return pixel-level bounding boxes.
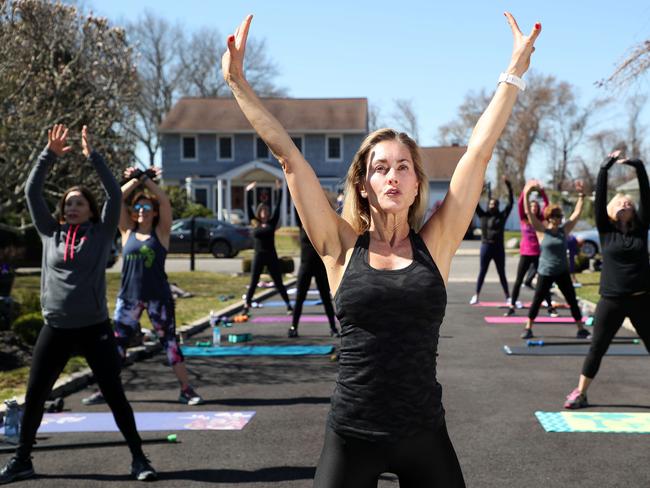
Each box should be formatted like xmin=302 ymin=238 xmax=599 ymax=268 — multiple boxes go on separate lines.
xmin=564 ymin=151 xmax=650 ymax=408
xmin=222 ymin=12 xmax=540 ymax=486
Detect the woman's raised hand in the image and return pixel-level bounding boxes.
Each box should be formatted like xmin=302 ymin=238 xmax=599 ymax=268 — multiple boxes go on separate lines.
xmin=503 ymin=12 xmax=541 ymax=77
xmin=124 ymin=167 xmax=139 ymax=180
xmin=574 ymin=179 xmax=584 ymax=193
xmin=81 ymin=125 xmax=92 ymax=158
xmin=222 ymin=14 xmax=253 ymax=86
xmin=47 ymin=124 xmax=72 ymax=157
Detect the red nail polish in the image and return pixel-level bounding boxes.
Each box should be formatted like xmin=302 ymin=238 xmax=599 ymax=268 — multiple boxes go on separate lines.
xmin=228 ymin=35 xmax=235 ymax=43
xmin=535 ymin=22 xmax=541 ymax=30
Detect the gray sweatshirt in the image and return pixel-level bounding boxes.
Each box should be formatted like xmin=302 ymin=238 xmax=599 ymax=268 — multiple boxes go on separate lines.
xmin=25 ymin=148 xmax=121 ymax=328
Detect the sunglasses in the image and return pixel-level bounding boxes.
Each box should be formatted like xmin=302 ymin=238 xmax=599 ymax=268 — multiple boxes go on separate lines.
xmin=133 ymin=203 xmax=153 ymax=212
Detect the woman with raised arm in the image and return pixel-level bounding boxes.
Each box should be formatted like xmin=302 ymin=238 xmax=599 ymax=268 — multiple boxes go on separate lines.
xmin=82 ymin=165 xmax=203 ymax=408
xmin=223 ymin=13 xmax=540 ymax=486
xmin=0 ymin=126 xmax=157 ymax=484
xmin=243 ymin=180 xmax=292 ymax=315
xmin=564 ymin=151 xmax=650 ymax=409
xmin=520 ymin=180 xmax=590 ymax=340
xmin=505 ymin=178 xmax=556 ymax=317
xmin=469 ymin=176 xmax=513 ymax=305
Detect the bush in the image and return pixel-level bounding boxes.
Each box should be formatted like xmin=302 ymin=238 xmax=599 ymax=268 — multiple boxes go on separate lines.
xmin=574 ymin=253 xmax=590 ymax=273
xmin=242 ymin=256 xmax=294 ymax=274
xmin=12 ymin=290 xmax=41 ymax=315
xmin=12 ymin=312 xmax=44 ymax=346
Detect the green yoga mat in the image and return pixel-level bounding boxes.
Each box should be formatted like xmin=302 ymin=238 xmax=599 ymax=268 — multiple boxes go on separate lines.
xmin=536 ymin=411 xmax=650 ymax=433
xmin=181 ymin=345 xmax=335 ymax=356
xmin=503 ymin=344 xmax=648 ymax=356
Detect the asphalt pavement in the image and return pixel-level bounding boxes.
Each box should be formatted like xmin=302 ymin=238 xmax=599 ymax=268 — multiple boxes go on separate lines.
xmin=3 ymin=254 xmax=650 ymax=487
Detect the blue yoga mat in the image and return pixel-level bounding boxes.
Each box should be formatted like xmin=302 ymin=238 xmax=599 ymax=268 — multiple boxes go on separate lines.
xmin=264 ymin=299 xmax=322 ymax=307
xmin=181 ymin=345 xmax=334 ymax=356
xmin=536 ymin=411 xmax=650 ymax=433
xmin=37 ymin=411 xmax=255 ymax=433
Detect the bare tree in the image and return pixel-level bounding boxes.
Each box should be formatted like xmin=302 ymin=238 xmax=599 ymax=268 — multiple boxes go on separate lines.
xmin=599 ymin=39 xmax=650 ymax=88
xmin=127 ymin=11 xmax=285 ymax=167
xmin=391 ymin=98 xmax=420 ymax=142
xmin=0 ymin=0 xmax=138 ymax=224
xmin=368 ymin=103 xmax=383 ymax=132
xmin=625 ymin=94 xmax=647 ymax=159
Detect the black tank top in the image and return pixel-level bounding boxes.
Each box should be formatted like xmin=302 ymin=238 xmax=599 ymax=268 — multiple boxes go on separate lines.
xmin=329 ymin=230 xmax=447 ymax=441
xmin=118 ymin=230 xmax=171 ymax=302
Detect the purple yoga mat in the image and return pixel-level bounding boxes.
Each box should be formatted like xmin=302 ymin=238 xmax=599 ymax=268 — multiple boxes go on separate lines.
xmin=37 ymin=411 xmax=255 ymax=433
xmin=484 ymin=316 xmax=585 ymax=324
xmin=250 ymin=315 xmax=328 ymax=323
xmin=473 ymin=301 xmax=568 ymax=308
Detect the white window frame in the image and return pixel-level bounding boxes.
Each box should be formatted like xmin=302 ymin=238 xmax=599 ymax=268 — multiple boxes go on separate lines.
xmin=192 ymin=185 xmax=210 ymax=209
xmin=180 ymin=134 xmax=198 ymax=162
xmin=255 ymin=136 xmax=270 ymax=160
xmin=325 ymin=134 xmax=343 ymax=162
xmin=290 ymin=135 xmax=304 ymax=154
xmin=217 ymin=134 xmax=235 ymax=162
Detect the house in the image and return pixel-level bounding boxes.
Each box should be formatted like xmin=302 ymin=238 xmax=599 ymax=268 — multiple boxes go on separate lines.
xmin=159 ymin=96 xmax=467 ymax=226
xmin=159 ymin=97 xmax=368 ymax=226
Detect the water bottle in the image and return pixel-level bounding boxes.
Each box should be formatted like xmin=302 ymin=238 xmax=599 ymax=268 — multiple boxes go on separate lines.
xmin=3 ymin=399 xmax=22 ymax=444
xmin=210 ymin=310 xmax=221 ymax=347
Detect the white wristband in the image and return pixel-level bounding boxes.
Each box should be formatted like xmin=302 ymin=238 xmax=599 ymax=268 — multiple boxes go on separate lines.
xmin=498 ymin=72 xmax=526 ymax=91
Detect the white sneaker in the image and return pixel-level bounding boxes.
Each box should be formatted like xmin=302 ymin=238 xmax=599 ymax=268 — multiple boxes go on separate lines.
xmin=506 ymin=297 xmax=512 ymax=307
xmin=515 ymin=300 xmax=523 ymax=309
xmin=469 ymin=295 xmax=479 ymax=305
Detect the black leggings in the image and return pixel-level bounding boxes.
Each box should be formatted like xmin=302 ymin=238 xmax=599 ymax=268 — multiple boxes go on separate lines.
xmin=582 ymin=294 xmax=650 ymax=378
xmin=528 ymin=273 xmax=581 ymax=322
xmin=292 ymin=257 xmax=336 ymax=330
xmin=476 ymin=242 xmax=509 ymax=297
xmin=17 ymin=321 xmax=143 ymax=460
xmin=511 ymin=254 xmax=552 ymax=306
xmin=245 ymin=250 xmax=290 ymax=306
xmin=313 ymin=423 xmax=465 ymax=488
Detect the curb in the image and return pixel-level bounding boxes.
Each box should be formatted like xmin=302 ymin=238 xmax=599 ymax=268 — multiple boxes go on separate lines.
xmin=1 ymin=278 xmax=296 ymax=414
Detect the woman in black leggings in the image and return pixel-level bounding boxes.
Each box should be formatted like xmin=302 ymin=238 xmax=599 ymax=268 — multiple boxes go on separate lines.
xmin=288 ymin=211 xmax=339 ymax=338
xmin=0 ymin=125 xmax=156 ymax=484
xmin=469 ymin=176 xmax=513 ymax=305
xmin=520 ymin=179 xmax=589 ymax=340
xmin=244 ymin=181 xmax=292 ymax=314
xmin=223 ymin=12 xmax=540 ymax=486
xmin=564 ymin=151 xmax=650 ymax=409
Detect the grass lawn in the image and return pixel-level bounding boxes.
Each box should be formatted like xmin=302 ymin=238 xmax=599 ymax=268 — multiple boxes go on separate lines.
xmin=1 ymin=271 xmax=252 ymax=402
xmin=574 ymin=270 xmax=601 ymax=304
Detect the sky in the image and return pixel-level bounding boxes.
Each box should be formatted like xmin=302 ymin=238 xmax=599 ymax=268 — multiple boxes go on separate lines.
xmin=90 ymin=0 xmax=650 ymax=178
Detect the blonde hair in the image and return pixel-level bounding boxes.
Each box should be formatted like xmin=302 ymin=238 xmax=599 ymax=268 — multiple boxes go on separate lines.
xmin=607 ymin=193 xmax=636 ymax=221
xmin=341 ymin=128 xmax=429 ymax=233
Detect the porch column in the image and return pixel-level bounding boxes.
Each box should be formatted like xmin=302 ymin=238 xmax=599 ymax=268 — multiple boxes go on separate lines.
xmin=226 ymin=178 xmax=232 ymax=219
xmin=281 ymin=179 xmax=288 ymax=227
xmin=217 ymin=179 xmax=223 ymax=220
xmin=290 ymin=196 xmax=296 ymax=227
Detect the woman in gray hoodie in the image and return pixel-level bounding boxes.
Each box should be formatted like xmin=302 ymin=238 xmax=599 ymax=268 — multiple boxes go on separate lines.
xmin=0 ymin=125 xmax=157 ymax=484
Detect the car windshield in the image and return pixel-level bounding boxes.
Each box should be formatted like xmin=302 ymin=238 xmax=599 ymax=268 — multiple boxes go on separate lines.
xmin=171 ymin=221 xmax=189 ymax=232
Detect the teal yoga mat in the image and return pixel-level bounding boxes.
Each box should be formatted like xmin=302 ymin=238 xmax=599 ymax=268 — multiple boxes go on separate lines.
xmin=503 ymin=344 xmax=648 ymax=356
xmin=536 ymin=411 xmax=650 ymax=433
xmin=181 ymin=345 xmax=335 ymax=356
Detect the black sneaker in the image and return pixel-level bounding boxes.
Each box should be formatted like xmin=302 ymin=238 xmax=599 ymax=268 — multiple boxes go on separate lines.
xmin=82 ymin=390 xmax=105 ymax=406
xmin=0 ymin=457 xmax=35 ymax=484
xmin=287 ymin=326 xmax=298 ymax=338
xmin=576 ymin=328 xmax=591 ymax=340
xmin=503 ymin=307 xmax=515 ymax=317
xmin=286 ymin=305 xmax=294 ymax=315
xmin=329 ymin=327 xmax=341 ymax=338
xmin=521 ymin=328 xmax=534 ymax=339
xmin=131 ymin=455 xmax=157 ymax=482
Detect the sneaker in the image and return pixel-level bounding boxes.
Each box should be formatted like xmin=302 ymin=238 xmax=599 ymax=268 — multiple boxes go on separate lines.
xmin=82 ymin=390 xmax=105 ymax=406
xmin=573 ymin=282 xmax=582 ymax=288
xmin=515 ymin=300 xmax=523 ymax=309
xmin=521 ymin=328 xmax=534 ymax=339
xmin=287 ymin=326 xmax=298 ymax=338
xmin=506 ymin=297 xmax=512 ymax=307
xmin=576 ymin=328 xmax=591 ymax=340
xmin=504 ymin=307 xmax=515 ymax=317
xmin=0 ymin=457 xmax=35 ymax=484
xmin=564 ymin=388 xmax=588 ymax=409
xmin=330 ymin=327 xmax=341 ymax=338
xmin=131 ymin=454 xmax=157 ymax=481
xmin=179 ymin=386 xmax=203 ymax=406
xmin=469 ymin=295 xmax=479 ymax=305
xmin=286 ymin=305 xmax=294 ymax=315
xmin=524 ymin=282 xmax=535 ymax=290
xmin=548 ymin=307 xmax=559 ymax=318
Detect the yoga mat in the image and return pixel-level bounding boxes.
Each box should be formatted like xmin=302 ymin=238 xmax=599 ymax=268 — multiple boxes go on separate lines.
xmin=181 ymin=345 xmax=334 ymax=356
xmin=473 ymin=301 xmax=568 ymax=309
xmin=503 ymin=344 xmax=648 ymax=356
xmin=264 ymin=299 xmax=322 ymax=307
xmin=536 ymin=411 xmax=650 ymax=433
xmin=485 ymin=316 xmax=585 ymax=324
xmin=35 ymin=411 xmax=255 ymax=433
xmin=251 ymin=315 xmax=328 ymax=323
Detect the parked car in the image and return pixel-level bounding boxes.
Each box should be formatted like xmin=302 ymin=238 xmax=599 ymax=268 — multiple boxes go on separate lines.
xmin=0 ymin=223 xmax=119 ymax=269
xmin=169 ymin=218 xmax=253 ymax=258
xmin=572 ymin=227 xmax=650 ymax=259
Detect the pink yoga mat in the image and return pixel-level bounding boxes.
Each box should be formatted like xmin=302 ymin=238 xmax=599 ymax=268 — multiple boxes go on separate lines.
xmin=484 ymin=316 xmax=585 ymax=324
xmin=473 ymin=301 xmax=568 ymax=308
xmin=250 ymin=315 xmax=328 ymax=323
